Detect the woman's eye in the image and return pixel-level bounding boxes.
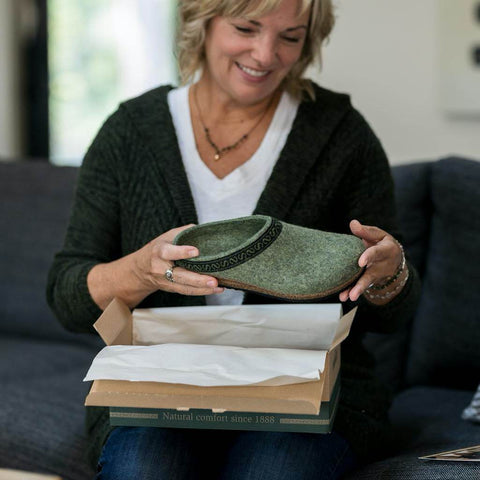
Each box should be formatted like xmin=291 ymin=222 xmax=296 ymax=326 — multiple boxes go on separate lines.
xmin=282 ymin=36 xmax=301 ymax=44
xmin=234 ymin=25 xmax=254 ymax=34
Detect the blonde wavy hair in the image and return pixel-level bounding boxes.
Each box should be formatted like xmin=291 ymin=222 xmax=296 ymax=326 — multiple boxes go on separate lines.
xmin=176 ymin=0 xmax=335 ymax=99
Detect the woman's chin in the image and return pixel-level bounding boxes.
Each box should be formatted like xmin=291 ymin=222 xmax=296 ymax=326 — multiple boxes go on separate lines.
xmin=227 ymin=82 xmax=280 ymax=107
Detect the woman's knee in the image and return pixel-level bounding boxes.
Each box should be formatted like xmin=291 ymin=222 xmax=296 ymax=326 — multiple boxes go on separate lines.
xmin=95 ymin=427 xmax=198 ymax=480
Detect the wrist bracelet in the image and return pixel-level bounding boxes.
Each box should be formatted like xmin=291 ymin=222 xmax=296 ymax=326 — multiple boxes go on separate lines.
xmin=368 ymin=239 xmax=406 ymax=291
xmin=364 ymin=269 xmax=409 ymax=300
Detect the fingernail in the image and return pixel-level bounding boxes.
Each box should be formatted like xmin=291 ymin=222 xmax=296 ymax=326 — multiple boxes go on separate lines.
xmin=207 ymin=280 xmax=216 ymax=287
xmin=214 ymin=287 xmax=224 ymax=293
xmin=188 ymin=248 xmax=198 ymax=256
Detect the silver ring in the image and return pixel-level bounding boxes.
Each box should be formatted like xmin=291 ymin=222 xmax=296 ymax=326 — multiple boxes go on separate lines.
xmin=165 ymin=265 xmax=176 ymax=283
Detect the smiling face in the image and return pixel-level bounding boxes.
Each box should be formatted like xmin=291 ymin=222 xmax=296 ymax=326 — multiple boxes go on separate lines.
xmin=202 ymin=0 xmax=310 ymax=107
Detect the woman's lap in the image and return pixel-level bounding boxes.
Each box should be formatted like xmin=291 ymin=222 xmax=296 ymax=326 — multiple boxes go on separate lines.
xmin=96 ymin=427 xmax=357 ymax=480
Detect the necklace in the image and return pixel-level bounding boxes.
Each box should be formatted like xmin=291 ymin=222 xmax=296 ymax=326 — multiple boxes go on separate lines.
xmin=193 ymin=84 xmax=274 ymax=161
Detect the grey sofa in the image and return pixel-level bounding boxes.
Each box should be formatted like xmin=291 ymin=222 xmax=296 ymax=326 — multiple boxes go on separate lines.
xmin=0 ymin=157 xmax=478 ymax=479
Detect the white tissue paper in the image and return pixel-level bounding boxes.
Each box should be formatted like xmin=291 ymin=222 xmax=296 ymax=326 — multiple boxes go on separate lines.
xmin=132 ymin=304 xmax=341 ymax=350
xmin=83 ymin=343 xmax=326 ymax=386
xmin=84 ymin=303 xmax=343 ymax=387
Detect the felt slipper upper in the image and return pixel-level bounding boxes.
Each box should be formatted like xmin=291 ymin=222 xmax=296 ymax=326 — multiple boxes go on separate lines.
xmin=174 ymin=215 xmax=365 ymax=300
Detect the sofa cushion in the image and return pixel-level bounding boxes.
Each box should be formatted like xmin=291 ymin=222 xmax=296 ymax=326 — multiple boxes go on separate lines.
xmin=0 ymin=337 xmax=97 ymax=480
xmin=406 ymin=157 xmax=480 ymax=389
xmin=347 ymin=386 xmax=480 ymax=479
xmin=0 ymin=162 xmax=89 ymax=342
xmin=0 ymin=336 xmax=101 ymax=383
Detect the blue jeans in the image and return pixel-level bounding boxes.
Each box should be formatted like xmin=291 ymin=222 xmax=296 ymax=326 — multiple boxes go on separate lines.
xmin=95 ymin=427 xmax=357 ymax=479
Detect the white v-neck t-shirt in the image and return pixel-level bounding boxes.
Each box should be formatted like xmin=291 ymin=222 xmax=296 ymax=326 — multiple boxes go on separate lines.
xmin=167 ymin=85 xmax=299 ymax=305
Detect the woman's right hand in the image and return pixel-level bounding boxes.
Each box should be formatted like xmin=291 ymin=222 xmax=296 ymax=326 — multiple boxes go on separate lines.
xmin=87 ymin=224 xmax=224 ymax=310
xmin=136 ymin=224 xmax=224 ymax=297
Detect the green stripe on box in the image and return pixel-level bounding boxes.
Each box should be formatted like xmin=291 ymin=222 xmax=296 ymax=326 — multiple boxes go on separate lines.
xmin=109 ymin=381 xmax=340 ymax=434
xmin=110 ymin=412 xmax=158 ymax=420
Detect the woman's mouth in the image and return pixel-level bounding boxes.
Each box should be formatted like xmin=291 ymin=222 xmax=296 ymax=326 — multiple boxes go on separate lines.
xmin=236 ymin=62 xmax=270 ymax=78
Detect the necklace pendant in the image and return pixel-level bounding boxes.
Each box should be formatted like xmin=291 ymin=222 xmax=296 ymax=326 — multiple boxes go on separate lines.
xmin=214 ymin=153 xmax=220 ymax=161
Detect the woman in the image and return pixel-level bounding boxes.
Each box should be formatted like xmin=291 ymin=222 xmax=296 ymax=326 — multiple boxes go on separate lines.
xmin=47 ymin=0 xmax=420 ymax=478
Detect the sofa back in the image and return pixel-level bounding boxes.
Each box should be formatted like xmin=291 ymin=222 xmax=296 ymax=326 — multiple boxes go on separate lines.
xmin=404 ymin=157 xmax=480 ymax=390
xmin=366 ymin=157 xmax=480 ymax=392
xmin=0 ymin=161 xmax=99 ymax=346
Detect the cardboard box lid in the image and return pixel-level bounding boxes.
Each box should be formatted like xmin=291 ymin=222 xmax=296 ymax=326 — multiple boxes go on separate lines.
xmin=85 ymin=375 xmax=325 ymax=414
xmin=94 ymin=297 xmax=132 ymax=346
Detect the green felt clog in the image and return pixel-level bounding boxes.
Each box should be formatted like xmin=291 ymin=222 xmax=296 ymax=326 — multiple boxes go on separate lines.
xmin=173 ymin=215 xmax=365 ymax=301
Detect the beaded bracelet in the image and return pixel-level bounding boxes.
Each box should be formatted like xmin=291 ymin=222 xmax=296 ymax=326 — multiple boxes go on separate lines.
xmin=368 ymin=239 xmax=406 ymax=291
xmin=364 ymin=269 xmax=409 ymax=300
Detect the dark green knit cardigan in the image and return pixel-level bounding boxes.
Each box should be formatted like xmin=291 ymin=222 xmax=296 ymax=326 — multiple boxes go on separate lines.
xmin=47 ymin=83 xmax=420 ymax=467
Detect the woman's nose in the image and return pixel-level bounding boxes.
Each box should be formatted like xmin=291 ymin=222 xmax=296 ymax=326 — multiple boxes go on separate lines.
xmin=251 ymin=35 xmax=278 ymax=67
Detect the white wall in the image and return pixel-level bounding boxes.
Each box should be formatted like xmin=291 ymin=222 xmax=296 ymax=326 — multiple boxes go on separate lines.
xmin=0 ymin=0 xmax=22 ymax=159
xmin=311 ymin=0 xmax=480 ymax=165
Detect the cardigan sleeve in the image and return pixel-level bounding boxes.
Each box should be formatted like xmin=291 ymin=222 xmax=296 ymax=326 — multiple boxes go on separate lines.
xmin=46 ymin=108 xmax=127 ymax=333
xmin=335 ymin=109 xmax=421 ymax=334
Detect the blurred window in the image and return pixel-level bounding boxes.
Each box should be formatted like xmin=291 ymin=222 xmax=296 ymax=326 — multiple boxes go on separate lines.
xmin=48 ymin=0 xmax=177 ymax=165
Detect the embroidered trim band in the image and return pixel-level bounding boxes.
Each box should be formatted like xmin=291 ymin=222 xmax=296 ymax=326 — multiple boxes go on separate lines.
xmin=176 ymin=218 xmax=283 ymax=273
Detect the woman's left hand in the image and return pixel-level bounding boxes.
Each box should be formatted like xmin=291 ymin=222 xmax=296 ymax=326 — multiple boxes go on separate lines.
xmin=339 ymin=219 xmax=403 ymax=302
